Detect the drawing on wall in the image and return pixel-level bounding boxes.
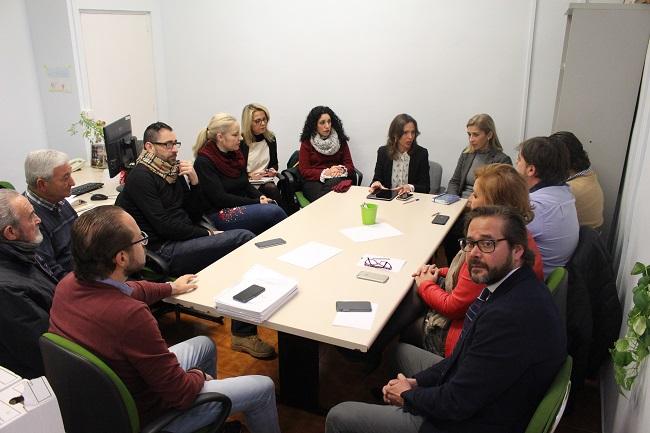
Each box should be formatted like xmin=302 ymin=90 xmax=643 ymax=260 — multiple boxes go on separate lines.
xmin=44 ymin=65 xmax=73 ymax=93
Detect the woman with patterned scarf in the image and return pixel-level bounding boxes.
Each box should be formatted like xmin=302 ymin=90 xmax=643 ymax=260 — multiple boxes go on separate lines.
xmin=193 ymin=113 xmax=286 ymax=235
xmin=298 ymin=106 xmax=356 ymax=202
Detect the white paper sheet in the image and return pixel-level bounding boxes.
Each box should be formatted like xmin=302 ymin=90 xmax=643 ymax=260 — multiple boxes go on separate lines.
xmin=340 ymin=223 xmax=402 ymax=242
xmin=332 ymin=302 xmax=378 ymax=330
xmin=357 ymin=254 xmax=406 ymax=273
xmin=277 ymin=241 xmax=342 ymax=269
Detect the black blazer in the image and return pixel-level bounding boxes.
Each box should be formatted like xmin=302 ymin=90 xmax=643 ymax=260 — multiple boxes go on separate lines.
xmin=446 ymin=148 xmax=512 ymax=196
xmin=240 ymin=136 xmax=279 ymax=172
xmin=403 ymin=267 xmax=567 ymax=433
xmin=371 ymin=143 xmax=430 ymax=193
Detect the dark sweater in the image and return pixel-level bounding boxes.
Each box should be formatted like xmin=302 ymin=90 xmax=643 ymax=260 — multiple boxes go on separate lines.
xmin=194 ymin=154 xmax=261 ymax=210
xmin=115 ymin=164 xmax=208 ymax=251
xmin=49 ymin=274 xmax=204 ymax=425
xmin=0 ymin=241 xmax=58 ymax=378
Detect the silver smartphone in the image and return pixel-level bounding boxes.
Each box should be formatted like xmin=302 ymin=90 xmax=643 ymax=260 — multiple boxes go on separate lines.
xmin=254 ymin=238 xmax=287 ymax=248
xmin=356 ymin=271 xmax=389 ymax=283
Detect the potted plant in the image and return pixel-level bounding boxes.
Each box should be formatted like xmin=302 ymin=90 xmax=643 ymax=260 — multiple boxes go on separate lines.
xmin=68 ymin=111 xmax=107 ymax=168
xmin=610 ymin=261 xmax=650 ymax=393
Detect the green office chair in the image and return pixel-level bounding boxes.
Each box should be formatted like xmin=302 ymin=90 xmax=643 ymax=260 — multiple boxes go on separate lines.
xmin=40 ymin=333 xmax=231 ymax=433
xmin=279 ymin=150 xmax=363 ymax=214
xmin=524 ymin=356 xmax=573 ymax=433
xmin=545 ymin=267 xmax=568 ymax=329
xmin=0 ymin=181 xmax=15 ymax=189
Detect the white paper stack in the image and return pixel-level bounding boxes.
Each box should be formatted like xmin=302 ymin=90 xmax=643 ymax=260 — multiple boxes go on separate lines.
xmin=214 ymin=265 xmax=298 ymax=323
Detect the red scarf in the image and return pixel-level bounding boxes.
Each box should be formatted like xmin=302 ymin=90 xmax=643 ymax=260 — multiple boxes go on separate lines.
xmin=198 ymin=140 xmax=245 ymax=178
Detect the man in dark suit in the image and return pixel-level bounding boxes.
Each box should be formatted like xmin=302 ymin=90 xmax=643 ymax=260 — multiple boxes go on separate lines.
xmin=326 ymin=205 xmax=567 ymax=433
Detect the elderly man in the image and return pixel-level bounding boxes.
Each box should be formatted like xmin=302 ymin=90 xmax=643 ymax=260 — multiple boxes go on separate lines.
xmin=0 ymin=190 xmax=58 ymax=378
xmin=117 ymin=121 xmax=274 ymax=358
xmin=516 ymin=136 xmax=579 ymax=277
xmin=49 ymin=206 xmax=280 ymax=433
xmin=326 ymin=206 xmax=567 ymax=433
xmin=24 ymin=149 xmax=77 ymax=280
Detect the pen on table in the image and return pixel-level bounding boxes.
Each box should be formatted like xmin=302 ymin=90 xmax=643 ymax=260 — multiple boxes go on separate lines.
xmin=432 ymin=211 xmax=440 ymax=217
xmin=403 ymin=198 xmax=420 ymax=205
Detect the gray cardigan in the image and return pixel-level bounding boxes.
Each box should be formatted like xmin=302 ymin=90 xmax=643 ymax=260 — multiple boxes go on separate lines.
xmin=446 ymin=148 xmax=512 ymax=196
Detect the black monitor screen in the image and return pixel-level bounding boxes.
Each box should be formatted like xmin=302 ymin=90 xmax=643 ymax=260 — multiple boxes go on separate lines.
xmin=103 ymin=115 xmax=139 ymax=178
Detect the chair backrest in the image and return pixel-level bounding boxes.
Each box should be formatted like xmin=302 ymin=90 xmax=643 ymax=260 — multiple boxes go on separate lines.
xmin=524 ymin=356 xmax=573 ymax=433
xmin=40 ymin=333 xmax=139 ymax=433
xmin=545 ymin=267 xmax=568 ymax=330
xmin=429 ymin=160 xmax=443 ymax=194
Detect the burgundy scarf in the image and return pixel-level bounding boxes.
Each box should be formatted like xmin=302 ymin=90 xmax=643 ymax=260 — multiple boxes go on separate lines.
xmin=198 ymin=140 xmax=245 ymax=178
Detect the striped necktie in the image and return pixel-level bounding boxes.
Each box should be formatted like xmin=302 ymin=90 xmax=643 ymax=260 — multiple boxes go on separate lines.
xmin=459 ymin=287 xmax=491 ymax=339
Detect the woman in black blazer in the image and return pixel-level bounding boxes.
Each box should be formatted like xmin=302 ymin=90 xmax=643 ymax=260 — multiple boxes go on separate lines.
xmin=446 ymin=113 xmax=512 ymax=197
xmin=369 ymin=114 xmax=430 ymax=195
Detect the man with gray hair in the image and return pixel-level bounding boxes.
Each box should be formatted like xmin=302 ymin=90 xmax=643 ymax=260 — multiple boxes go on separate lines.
xmin=0 ymin=189 xmax=58 ymax=378
xmin=24 ymin=149 xmax=77 ymax=279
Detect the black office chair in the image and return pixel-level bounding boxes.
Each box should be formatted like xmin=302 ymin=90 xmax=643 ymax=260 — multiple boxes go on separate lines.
xmin=40 ymin=333 xmax=231 ymax=433
xmin=278 ymin=150 xmax=363 ymax=214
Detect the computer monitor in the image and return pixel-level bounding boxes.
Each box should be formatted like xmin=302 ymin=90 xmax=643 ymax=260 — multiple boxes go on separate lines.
xmin=103 ymin=115 xmax=142 ymax=178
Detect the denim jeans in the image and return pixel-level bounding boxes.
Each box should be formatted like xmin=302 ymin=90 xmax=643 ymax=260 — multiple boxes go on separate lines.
xmin=209 ymin=203 xmax=287 ymax=235
xmin=163 ymin=336 xmax=280 ymax=433
xmin=157 ymin=229 xmax=258 ymax=337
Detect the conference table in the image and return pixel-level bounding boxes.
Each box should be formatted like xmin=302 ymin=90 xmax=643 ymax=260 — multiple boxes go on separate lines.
xmin=168 ymin=185 xmax=466 ymax=410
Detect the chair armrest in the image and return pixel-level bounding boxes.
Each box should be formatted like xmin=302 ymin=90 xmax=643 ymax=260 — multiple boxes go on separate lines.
xmin=353 ymin=168 xmax=363 ymax=186
xmin=145 ymin=250 xmax=170 ymax=278
xmin=140 ymin=392 xmax=232 ymax=433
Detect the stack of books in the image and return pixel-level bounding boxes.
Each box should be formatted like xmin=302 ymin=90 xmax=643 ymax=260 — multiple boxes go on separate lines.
xmin=214 ymin=265 xmax=298 ymax=323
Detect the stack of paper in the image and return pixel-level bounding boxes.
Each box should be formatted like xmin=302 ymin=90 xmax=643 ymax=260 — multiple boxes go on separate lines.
xmin=214 ymin=265 xmax=298 ymax=323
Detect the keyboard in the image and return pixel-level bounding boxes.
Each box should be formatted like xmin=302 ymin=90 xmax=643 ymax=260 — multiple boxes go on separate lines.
xmin=71 ymin=182 xmax=104 ymax=196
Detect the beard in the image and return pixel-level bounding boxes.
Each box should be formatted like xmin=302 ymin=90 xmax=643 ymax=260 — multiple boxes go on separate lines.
xmin=33 ymin=227 xmax=43 ymax=245
xmin=468 ymin=254 xmax=514 ymax=285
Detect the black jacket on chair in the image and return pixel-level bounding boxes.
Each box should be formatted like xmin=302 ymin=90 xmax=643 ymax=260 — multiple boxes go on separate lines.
xmin=371 ymin=144 xmax=430 ymax=193
xmin=403 ymin=266 xmax=566 ymax=433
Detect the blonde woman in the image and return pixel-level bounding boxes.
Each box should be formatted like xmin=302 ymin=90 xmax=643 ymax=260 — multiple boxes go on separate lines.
xmin=240 ymin=103 xmax=282 ymax=203
xmin=446 ymin=113 xmax=512 ymax=197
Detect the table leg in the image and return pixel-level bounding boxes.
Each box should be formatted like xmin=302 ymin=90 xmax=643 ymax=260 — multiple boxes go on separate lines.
xmin=278 ymin=331 xmax=320 ymax=412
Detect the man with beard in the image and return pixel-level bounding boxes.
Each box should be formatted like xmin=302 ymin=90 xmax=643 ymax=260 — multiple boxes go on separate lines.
xmin=49 ymin=206 xmax=280 ymax=433
xmin=0 ymin=190 xmax=58 ymax=378
xmin=326 ymin=205 xmax=567 ymax=433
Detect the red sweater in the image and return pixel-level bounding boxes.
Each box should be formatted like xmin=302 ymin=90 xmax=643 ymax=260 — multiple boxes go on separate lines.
xmin=48 ymin=274 xmax=205 ymax=425
xmin=418 ymin=231 xmax=544 ymax=357
xmin=298 ymin=139 xmax=355 ymax=181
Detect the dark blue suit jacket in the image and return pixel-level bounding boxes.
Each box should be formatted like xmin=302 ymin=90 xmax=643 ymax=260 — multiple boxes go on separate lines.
xmin=403 ymin=266 xmax=566 ymax=433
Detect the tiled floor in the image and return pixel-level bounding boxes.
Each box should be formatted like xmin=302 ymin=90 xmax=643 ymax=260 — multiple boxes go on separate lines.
xmin=159 ymin=314 xmax=601 ymax=433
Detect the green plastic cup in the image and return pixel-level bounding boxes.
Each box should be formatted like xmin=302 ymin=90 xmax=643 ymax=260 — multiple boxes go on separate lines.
xmin=361 ymin=203 xmax=378 ymax=225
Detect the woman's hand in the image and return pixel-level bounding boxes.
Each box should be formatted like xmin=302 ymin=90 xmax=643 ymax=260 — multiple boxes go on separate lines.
xmin=397 ymin=185 xmax=413 ymax=196
xmin=329 ymin=165 xmax=345 ymax=177
xmin=249 ymin=171 xmax=265 ymax=180
xmin=265 ymin=168 xmax=277 ymax=177
xmin=369 ymin=181 xmax=384 ymax=193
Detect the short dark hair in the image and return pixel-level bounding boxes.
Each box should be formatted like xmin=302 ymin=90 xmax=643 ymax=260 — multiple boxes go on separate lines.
xmin=386 ymin=113 xmax=420 ymax=159
xmin=143 ymin=121 xmax=173 ymax=145
xmin=72 ymin=206 xmax=134 ymax=281
xmin=299 ymin=106 xmax=349 ymax=143
xmin=464 ymin=205 xmax=535 ymax=268
xmin=517 ymin=136 xmax=570 ymax=184
xmin=548 ymin=131 xmax=591 ymax=173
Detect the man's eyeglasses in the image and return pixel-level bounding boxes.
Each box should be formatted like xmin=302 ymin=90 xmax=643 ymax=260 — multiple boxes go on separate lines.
xmin=151 ymin=141 xmax=181 ymax=150
xmin=130 ymin=231 xmax=149 ymax=247
xmin=364 ymin=257 xmax=392 ymax=270
xmin=459 ymin=238 xmax=507 ymax=253
xmin=253 ymin=118 xmax=268 ymax=125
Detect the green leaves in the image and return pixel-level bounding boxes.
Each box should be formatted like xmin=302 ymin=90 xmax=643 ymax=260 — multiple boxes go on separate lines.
xmin=68 ymin=112 xmax=105 ymax=144
xmin=612 ymin=261 xmax=650 ymax=393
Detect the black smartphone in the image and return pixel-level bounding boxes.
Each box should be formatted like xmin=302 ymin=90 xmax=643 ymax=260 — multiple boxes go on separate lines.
xmin=336 ymin=301 xmax=372 ymax=312
xmin=255 ymin=238 xmax=286 ymax=248
xmin=232 ymin=284 xmax=265 ymax=303
xmin=432 ymin=214 xmax=450 ymax=225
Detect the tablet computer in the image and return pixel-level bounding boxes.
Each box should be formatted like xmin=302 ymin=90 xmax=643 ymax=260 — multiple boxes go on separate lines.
xmin=366 ymin=189 xmax=399 ymax=201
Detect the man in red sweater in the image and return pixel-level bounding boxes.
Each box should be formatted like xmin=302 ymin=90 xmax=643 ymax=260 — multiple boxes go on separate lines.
xmin=49 ymin=205 xmax=280 ymax=433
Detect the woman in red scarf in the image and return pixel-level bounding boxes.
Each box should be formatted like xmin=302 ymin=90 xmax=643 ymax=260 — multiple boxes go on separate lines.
xmin=193 ymin=113 xmax=286 ymax=236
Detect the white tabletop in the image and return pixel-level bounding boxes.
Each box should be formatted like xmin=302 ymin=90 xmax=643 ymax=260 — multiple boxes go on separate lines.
xmin=68 ymin=164 xmax=120 ymax=213
xmin=168 ymin=186 xmax=466 ymax=351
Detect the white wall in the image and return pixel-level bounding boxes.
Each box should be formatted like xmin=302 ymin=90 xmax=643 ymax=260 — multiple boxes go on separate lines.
xmin=0 ymin=0 xmax=48 ymax=189
xmin=602 ymin=40 xmax=650 ymax=433
xmin=159 ymin=0 xmax=535 ymax=187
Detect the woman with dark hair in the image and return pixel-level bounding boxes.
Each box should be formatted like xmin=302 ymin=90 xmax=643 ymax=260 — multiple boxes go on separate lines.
xmin=549 ymin=131 xmax=604 ymax=229
xmin=298 ymin=106 xmax=356 ymax=202
xmin=446 ymin=113 xmax=512 ymax=197
xmin=369 ymin=114 xmax=430 ymax=195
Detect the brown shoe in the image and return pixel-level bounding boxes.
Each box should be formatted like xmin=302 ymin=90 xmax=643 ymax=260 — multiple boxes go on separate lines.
xmin=231 ymin=335 xmax=276 ymax=358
